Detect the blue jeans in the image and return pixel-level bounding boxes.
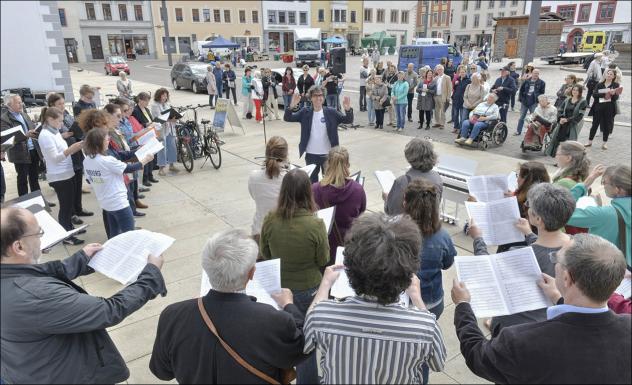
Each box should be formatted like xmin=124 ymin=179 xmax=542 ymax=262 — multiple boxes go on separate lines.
xmin=292 ymin=287 xmax=319 ymax=385
xmin=460 ymin=120 xmax=489 ymax=139
xmin=283 ymin=94 xmax=292 ymax=110
xmin=422 ymin=301 xmax=445 ymax=384
xmin=326 ymin=94 xmax=338 ymax=110
xmin=157 ymin=133 xmax=177 ymax=166
xmin=395 ymin=103 xmax=406 ymax=128
xmin=452 ymin=103 xmax=464 ymax=129
xmin=367 ymin=97 xmax=375 ymax=124
xmin=105 ymin=206 xmax=135 ymax=238
xmin=461 ymin=107 xmax=472 ymax=125
xmin=516 ymin=103 xmax=536 ymax=134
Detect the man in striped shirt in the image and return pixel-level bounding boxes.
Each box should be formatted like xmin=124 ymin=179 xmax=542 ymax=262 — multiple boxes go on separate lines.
xmin=301 ymin=213 xmax=447 ymax=384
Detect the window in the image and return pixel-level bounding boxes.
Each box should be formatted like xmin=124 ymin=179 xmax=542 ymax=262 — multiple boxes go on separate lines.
xmin=288 ymin=11 xmax=296 ymax=24
xmin=557 ymin=5 xmax=576 ymax=24
xmin=487 ymin=13 xmax=493 ymax=26
xmin=268 ymin=10 xmax=277 ymax=24
xmin=299 ymin=12 xmax=307 ymax=25
xmin=541 ymin=6 xmax=551 ymax=13
xmin=134 ymin=4 xmax=143 ymax=21
xmin=596 ymin=2 xmax=616 ymax=23
xmin=500 ymin=0 xmax=506 ymax=6
xmin=507 ymin=27 xmax=517 ymax=39
xmin=191 ymin=33 xmax=197 ymax=43
xmin=178 ymin=37 xmax=191 ymax=54
xmin=498 ymin=11 xmax=504 ymax=17
xmin=102 ymin=4 xmax=112 ymax=20
xmin=192 ymin=9 xmax=200 ymax=22
xmin=341 ymin=9 xmax=346 ymax=22
xmin=390 ymin=10 xmax=398 ymax=23
xmin=364 ymin=8 xmax=372 ymax=22
xmin=278 ymin=11 xmax=286 ymax=24
xmin=510 ymin=10 xmax=517 ymax=15
xmin=118 ymin=4 xmax=127 ymax=21
xmin=461 ymin=15 xmax=467 ymax=28
xmin=512 ymin=0 xmax=518 ymax=5
xmin=401 ymin=10 xmax=409 ymax=24
xmin=475 ymin=0 xmax=481 ymax=10
xmin=160 ymin=6 xmax=165 ymax=21
xmin=252 ymin=10 xmax=259 ymax=23
xmin=85 ymin=3 xmax=96 ymax=20
xmin=213 ymin=9 xmax=221 ymax=22
xmin=433 ymin=12 xmax=438 ymax=25
xmin=474 ymin=14 xmax=480 ymax=27
xmin=489 ymin=0 xmax=495 ymax=7
xmin=239 ymin=9 xmax=246 ymax=23
xmin=463 ymin=0 xmax=468 ymax=11
xmin=58 ymin=8 xmax=67 ymax=26
xmin=162 ymin=36 xmax=176 ymax=54
xmin=224 ymin=10 xmax=231 ymax=23
xmin=377 ymin=9 xmax=385 ymax=23
xmin=318 ymin=9 xmax=324 ymax=22
xmin=351 ymin=10 xmax=356 ymax=23
xmin=175 ymin=8 xmax=183 ymax=22
xmin=204 ymin=9 xmax=211 ymax=22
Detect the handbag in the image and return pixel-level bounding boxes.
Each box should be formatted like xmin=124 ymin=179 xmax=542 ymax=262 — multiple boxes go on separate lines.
xmin=197 ymin=298 xmax=297 ymax=385
xmin=469 ymin=114 xmax=480 ymax=124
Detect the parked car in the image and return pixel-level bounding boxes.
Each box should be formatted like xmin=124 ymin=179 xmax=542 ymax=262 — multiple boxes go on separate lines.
xmin=270 ymin=68 xmax=302 ymax=107
xmin=104 ymin=56 xmax=130 ymax=76
xmin=170 ymin=63 xmax=209 ymax=93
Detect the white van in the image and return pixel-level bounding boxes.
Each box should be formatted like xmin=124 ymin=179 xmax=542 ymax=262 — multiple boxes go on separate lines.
xmin=413 ymin=38 xmax=445 ymax=46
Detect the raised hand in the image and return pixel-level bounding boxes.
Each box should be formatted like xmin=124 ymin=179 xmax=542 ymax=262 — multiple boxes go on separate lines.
xmin=342 ymin=96 xmax=351 ymax=111
xmin=290 ymin=92 xmax=301 ymax=108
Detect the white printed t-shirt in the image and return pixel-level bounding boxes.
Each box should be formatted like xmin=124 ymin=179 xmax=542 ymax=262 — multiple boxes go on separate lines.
xmin=83 ymin=154 xmax=129 ymax=212
xmin=305 ymin=110 xmax=330 ymax=155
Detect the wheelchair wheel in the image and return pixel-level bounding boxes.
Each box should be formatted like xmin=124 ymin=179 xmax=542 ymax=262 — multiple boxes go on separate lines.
xmin=480 ymin=140 xmax=489 ymax=151
xmin=492 ymin=122 xmax=508 ymax=145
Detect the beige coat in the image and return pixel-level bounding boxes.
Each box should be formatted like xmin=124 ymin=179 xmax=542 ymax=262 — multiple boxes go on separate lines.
xmin=433 ymin=74 xmax=453 ymax=103
xmin=463 ymin=84 xmax=486 ymax=110
xmin=205 ymin=72 xmax=217 ymax=95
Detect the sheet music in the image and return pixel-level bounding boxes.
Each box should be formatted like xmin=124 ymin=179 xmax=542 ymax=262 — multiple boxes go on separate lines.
xmin=136 ymin=129 xmax=156 ymax=146
xmin=8 ymin=190 xmax=49 ymax=212
xmin=507 ymin=172 xmax=518 ymax=192
xmin=1 ymin=125 xmax=25 ymax=139
xmin=614 ymin=277 xmax=631 ymax=299
xmin=466 ymin=174 xmax=509 ymax=202
xmin=465 ymin=197 xmax=523 ymax=245
xmin=134 ymin=137 xmax=164 ymax=160
xmin=576 ymin=196 xmax=598 ymax=209
xmin=33 ymin=210 xmax=87 ymax=250
xmin=375 ymin=170 xmax=396 ymax=194
xmin=154 ymin=111 xmax=171 ymax=123
xmin=317 ymin=206 xmax=335 ymax=234
xmin=455 ymin=247 xmax=550 ymax=318
xmin=199 ymin=259 xmax=282 ymax=309
xmin=88 ymin=230 xmax=175 ymax=284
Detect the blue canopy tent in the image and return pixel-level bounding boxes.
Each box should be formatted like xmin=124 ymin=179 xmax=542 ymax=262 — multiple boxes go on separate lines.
xmin=201 ymin=36 xmax=240 ymax=49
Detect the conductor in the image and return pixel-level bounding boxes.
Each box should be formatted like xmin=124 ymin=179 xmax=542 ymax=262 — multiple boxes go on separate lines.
xmin=284 ymin=85 xmax=353 ymax=182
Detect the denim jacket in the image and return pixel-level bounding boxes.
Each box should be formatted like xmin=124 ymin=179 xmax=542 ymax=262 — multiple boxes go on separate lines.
xmin=417 ymin=228 xmax=457 ymax=308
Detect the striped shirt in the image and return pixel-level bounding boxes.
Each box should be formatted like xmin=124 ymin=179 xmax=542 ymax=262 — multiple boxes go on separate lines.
xmin=303 ymin=296 xmax=447 ymax=384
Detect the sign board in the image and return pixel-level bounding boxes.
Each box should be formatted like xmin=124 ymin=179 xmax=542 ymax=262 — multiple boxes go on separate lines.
xmin=213 ymin=98 xmax=243 ymax=133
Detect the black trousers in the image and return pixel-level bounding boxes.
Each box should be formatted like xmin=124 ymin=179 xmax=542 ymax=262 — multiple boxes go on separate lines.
xmin=49 ymin=177 xmax=75 ymax=231
xmin=375 ymin=109 xmax=385 ymax=126
xmin=225 ymin=87 xmax=237 ymax=104
xmin=305 ymin=153 xmax=327 ymax=183
xmin=359 ymin=86 xmax=367 ymax=110
xmin=419 ymin=110 xmax=432 ymax=127
xmin=143 ymin=160 xmax=155 ymax=182
xmin=407 ymin=93 xmax=415 ymax=119
xmin=72 ymin=169 xmax=84 ymax=214
xmin=589 ymin=107 xmax=615 ymax=142
xmin=209 ymin=94 xmax=215 ymax=107
xmin=14 ymin=150 xmax=41 ymax=196
xmin=102 ymin=209 xmax=111 ymax=239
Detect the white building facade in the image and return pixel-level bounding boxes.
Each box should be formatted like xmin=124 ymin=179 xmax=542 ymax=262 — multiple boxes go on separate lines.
xmin=525 ymin=0 xmax=632 ymax=47
xmin=363 ymin=2 xmax=418 ymax=47
xmin=450 ymin=0 xmax=526 ymax=49
xmin=262 ymin=1 xmax=311 ymax=52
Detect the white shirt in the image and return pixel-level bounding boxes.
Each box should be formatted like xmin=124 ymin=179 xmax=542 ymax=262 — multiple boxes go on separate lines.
xmin=251 ymin=78 xmax=264 ymax=100
xmin=248 ymin=168 xmax=287 ymax=234
xmin=435 ymin=74 xmax=445 ymax=96
xmin=38 ymin=125 xmax=74 ymax=183
xmin=83 ymin=154 xmax=129 ymax=211
xmin=305 ymin=109 xmax=330 ymax=155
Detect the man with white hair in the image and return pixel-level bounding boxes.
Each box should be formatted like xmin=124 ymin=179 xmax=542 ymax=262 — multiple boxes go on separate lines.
xmin=150 ymin=228 xmax=308 ymax=383
xmin=431 ymin=64 xmax=452 ymax=128
xmin=455 ymin=93 xmax=500 ymax=146
xmin=585 ymin=52 xmax=603 ymax=106
xmin=0 ymin=94 xmax=40 ymax=197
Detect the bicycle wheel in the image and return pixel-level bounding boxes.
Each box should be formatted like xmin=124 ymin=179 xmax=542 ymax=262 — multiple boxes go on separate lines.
xmin=191 ymin=125 xmax=204 ymax=159
xmin=207 ymin=134 xmax=222 ymax=169
xmin=177 ymin=137 xmax=194 ymax=172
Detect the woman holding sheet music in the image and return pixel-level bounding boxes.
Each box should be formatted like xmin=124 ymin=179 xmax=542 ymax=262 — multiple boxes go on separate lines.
xmin=311 ymin=146 xmax=366 ymax=265
xmin=151 ymin=89 xmax=179 ymax=176
xmin=83 ymin=127 xmax=154 ymax=237
xmin=37 ymin=107 xmax=85 ymax=245
xmin=467 ymin=183 xmax=575 ymax=337
xmin=132 ymin=92 xmax=159 ymax=187
xmin=585 ymin=69 xmax=621 ymax=150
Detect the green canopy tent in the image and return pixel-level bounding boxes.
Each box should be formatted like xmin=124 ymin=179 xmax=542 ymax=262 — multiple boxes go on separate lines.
xmin=361 ymin=31 xmax=397 ymax=54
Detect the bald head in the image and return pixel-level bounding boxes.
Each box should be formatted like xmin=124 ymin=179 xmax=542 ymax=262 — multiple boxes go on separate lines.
xmin=1 ymin=207 xmax=41 ymax=263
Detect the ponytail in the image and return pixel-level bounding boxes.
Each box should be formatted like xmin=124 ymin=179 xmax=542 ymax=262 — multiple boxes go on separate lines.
xmin=264 ymin=136 xmax=288 ymax=179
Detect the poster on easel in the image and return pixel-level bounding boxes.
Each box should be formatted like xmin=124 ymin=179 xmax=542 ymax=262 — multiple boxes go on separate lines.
xmin=213 ymin=98 xmax=244 ymax=134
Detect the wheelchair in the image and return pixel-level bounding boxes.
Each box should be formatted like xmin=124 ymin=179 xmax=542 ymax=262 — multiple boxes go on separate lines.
xmin=520 ymin=118 xmax=553 ymax=154
xmin=456 ymin=104 xmax=508 ymax=150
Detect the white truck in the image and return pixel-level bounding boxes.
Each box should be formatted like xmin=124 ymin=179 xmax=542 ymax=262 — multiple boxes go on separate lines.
xmin=294 ymin=28 xmax=322 ymax=67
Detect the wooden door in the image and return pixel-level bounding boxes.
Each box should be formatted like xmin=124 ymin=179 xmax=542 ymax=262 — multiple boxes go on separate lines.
xmin=506 ymin=40 xmax=518 ymax=58
xmin=89 ymin=35 xmax=104 ymax=60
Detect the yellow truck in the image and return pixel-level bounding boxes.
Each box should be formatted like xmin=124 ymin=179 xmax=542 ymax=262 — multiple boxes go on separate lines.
xmin=580 ymin=31 xmax=607 ymax=52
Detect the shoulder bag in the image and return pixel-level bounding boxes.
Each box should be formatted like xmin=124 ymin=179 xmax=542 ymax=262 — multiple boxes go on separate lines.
xmin=197 ymin=298 xmax=297 ymax=385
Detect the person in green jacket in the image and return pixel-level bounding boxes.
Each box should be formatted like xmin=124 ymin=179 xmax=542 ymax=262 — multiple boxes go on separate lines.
xmin=259 ymin=168 xmax=330 ymax=314
xmin=391 ymin=71 xmax=410 ymax=132
xmin=567 ymin=164 xmax=631 ymax=266
xmin=241 ymin=67 xmax=253 ymax=119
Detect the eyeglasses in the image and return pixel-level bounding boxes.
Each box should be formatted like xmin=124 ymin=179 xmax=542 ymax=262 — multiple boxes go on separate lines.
xmin=311 ymin=93 xmax=324 ymax=97
xmin=22 ymin=227 xmax=45 ymax=239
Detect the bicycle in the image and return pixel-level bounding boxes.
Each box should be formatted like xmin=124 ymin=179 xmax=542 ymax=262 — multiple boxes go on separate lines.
xmin=199 ymin=118 xmax=223 ymax=169
xmin=175 ymin=104 xmax=206 ymax=159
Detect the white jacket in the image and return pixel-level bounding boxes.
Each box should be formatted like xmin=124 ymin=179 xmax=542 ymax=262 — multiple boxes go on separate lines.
xmin=251 ymin=78 xmax=264 ymax=100
xmin=38 ymin=125 xmax=74 ymax=182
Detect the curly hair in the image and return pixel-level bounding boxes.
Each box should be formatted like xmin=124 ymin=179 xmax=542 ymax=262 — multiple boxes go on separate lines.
xmin=515 ymin=161 xmax=550 ymax=210
xmin=344 ymin=213 xmax=421 ymax=305
xmin=403 ymin=179 xmax=441 ymax=237
xmin=77 ymin=109 xmax=109 ymax=133
xmin=153 ymin=88 xmax=170 ymax=103
xmin=404 ymin=138 xmax=437 ymax=172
